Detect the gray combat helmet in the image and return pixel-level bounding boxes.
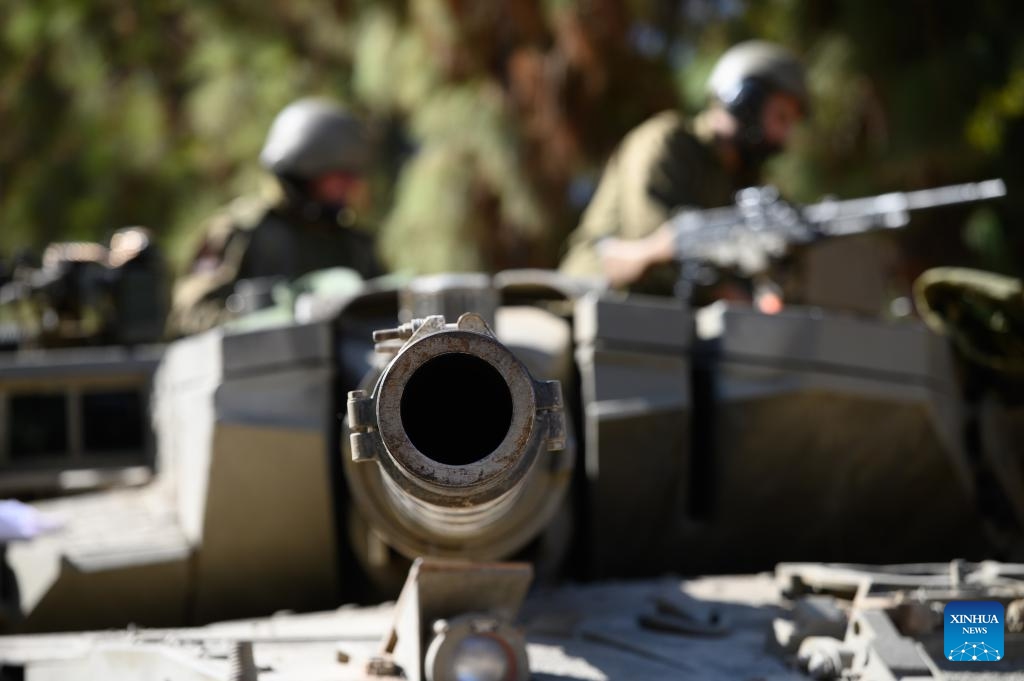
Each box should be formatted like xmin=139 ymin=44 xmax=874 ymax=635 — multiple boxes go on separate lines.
xmin=259 ymin=98 xmax=371 ymax=179
xmin=707 ymin=40 xmax=809 ymax=115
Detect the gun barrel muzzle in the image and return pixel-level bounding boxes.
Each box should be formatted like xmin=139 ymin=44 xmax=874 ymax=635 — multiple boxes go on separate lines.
xmin=346 ymin=314 xmax=569 ymax=560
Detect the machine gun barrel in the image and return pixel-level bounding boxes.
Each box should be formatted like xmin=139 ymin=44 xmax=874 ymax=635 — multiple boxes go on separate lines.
xmin=671 ymin=179 xmax=1006 ymax=271
xmin=804 ymin=178 xmax=1007 ymax=236
xmin=345 ymin=313 xmax=570 ymax=560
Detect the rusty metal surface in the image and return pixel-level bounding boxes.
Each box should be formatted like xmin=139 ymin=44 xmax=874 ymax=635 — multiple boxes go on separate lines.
xmin=777 ymin=562 xmax=1024 ymax=680
xmin=3 ymin=564 xmax=1024 ymax=680
xmin=381 ymin=559 xmax=532 ymax=681
xmin=344 ymin=313 xmax=572 ymax=560
xmin=373 ymin=329 xmax=538 ymax=494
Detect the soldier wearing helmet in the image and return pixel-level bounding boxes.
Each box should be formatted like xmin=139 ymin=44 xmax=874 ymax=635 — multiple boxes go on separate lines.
xmin=170 ymin=98 xmax=383 ymax=334
xmin=560 ymin=41 xmax=808 ymax=293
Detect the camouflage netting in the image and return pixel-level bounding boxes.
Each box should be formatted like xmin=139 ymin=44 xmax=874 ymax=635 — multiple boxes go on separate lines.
xmin=915 ymin=267 xmax=1024 ymax=376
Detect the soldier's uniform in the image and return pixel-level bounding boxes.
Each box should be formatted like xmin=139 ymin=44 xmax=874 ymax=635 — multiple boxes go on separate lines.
xmin=170 ymin=187 xmax=381 ymax=335
xmin=559 ymin=111 xmax=735 ymax=294
xmin=170 ymin=98 xmax=382 ymax=335
xmin=561 ymin=41 xmax=808 ymax=297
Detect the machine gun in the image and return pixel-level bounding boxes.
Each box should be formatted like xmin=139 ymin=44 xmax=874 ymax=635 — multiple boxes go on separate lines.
xmin=668 ymin=179 xmax=1007 ymax=297
xmin=0 ymin=227 xmax=168 ymax=349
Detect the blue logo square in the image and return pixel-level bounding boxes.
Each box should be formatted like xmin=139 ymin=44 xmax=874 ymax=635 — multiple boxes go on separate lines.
xmin=944 ymin=601 xmax=1004 ymax=662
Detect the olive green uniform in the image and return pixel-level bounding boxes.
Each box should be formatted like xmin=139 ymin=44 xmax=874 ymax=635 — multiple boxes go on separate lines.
xmin=170 ymin=189 xmax=381 ymax=335
xmin=559 ymin=111 xmax=735 ymax=293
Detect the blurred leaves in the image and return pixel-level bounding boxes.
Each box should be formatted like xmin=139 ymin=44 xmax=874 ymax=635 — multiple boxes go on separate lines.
xmin=968 ymin=67 xmax=1024 ymax=153
xmin=1 ymin=0 xmax=1023 ymax=276
xmin=0 ymin=0 xmax=357 ymax=266
xmin=964 ymin=206 xmax=1012 ymax=272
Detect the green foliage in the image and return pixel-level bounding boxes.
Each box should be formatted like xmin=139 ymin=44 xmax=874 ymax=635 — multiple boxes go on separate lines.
xmin=2 ymin=0 xmax=1023 ymax=276
xmin=968 ymin=67 xmax=1024 ymax=153
xmin=0 ymin=0 xmax=356 ymax=269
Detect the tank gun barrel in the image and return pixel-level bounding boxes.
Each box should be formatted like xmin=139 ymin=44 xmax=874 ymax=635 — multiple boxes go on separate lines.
xmin=345 ymin=313 xmax=570 ymax=560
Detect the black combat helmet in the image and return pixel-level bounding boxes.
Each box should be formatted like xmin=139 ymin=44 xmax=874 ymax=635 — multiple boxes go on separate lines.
xmin=706 ymin=40 xmax=808 ymax=164
xmin=259 ymin=98 xmax=371 ymax=180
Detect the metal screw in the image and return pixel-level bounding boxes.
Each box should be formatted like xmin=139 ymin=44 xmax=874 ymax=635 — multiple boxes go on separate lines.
xmin=228 ymin=641 xmax=258 ymax=681
xmin=372 ymin=327 xmax=404 ymax=342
